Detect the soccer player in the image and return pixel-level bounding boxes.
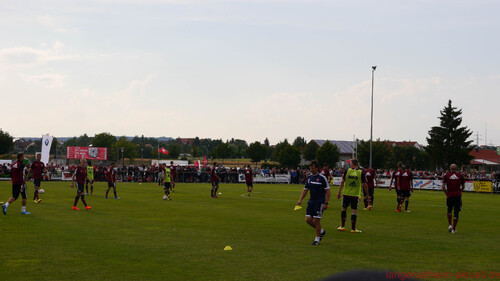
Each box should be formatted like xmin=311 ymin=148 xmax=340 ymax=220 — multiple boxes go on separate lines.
xmin=105 ymin=162 xmax=120 ymax=199
xmin=2 ymin=153 xmax=30 ymax=215
xmin=320 ymin=164 xmax=332 ymax=185
xmin=244 ymin=165 xmax=254 ymax=196
xmin=85 ymin=161 xmax=94 ymax=195
xmin=296 ymin=160 xmax=330 ymax=245
xmin=170 ymin=161 xmax=176 ymax=192
xmin=158 ymin=163 xmax=165 ymax=186
xmin=363 ymin=166 xmax=376 ymax=210
xmin=442 ymin=164 xmax=465 ymax=233
xmin=389 ymin=162 xmax=403 ymax=212
xmin=210 ymin=162 xmax=221 ymax=198
xmin=336 ymin=159 xmax=369 ymax=233
xmin=71 ymin=159 xmax=92 ymax=210
xmin=399 ymin=166 xmax=414 ymax=212
xmin=163 ymin=164 xmax=172 ymax=200
xmin=26 ymin=153 xmax=47 ymax=204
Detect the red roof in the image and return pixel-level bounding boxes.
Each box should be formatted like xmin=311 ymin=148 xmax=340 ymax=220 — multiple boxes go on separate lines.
xmin=469 ymin=149 xmax=500 ymax=165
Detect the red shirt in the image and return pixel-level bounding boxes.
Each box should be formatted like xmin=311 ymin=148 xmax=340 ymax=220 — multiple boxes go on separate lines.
xmin=30 ymin=161 xmax=46 ymax=180
xmin=244 ymin=168 xmax=253 ymax=182
xmin=170 ymin=165 xmax=177 ymax=176
xmin=320 ymin=168 xmax=329 ymax=179
xmin=365 ymin=168 xmax=376 ymax=189
xmin=210 ymin=168 xmax=218 ymax=183
xmin=392 ymin=170 xmax=402 ymax=187
xmin=399 ymin=170 xmax=413 ymax=190
xmin=106 ymin=167 xmax=116 ymax=182
xmin=74 ymin=166 xmax=87 ymax=185
xmin=443 ymin=172 xmax=465 ymax=198
xmin=11 ymin=160 xmax=25 ymax=185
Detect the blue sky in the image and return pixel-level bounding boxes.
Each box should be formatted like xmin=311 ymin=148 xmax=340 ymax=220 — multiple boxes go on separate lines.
xmin=2 ymin=0 xmax=499 ymax=145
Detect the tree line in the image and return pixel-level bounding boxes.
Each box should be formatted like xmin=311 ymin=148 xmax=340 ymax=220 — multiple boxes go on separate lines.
xmin=0 ymin=100 xmax=473 ymax=170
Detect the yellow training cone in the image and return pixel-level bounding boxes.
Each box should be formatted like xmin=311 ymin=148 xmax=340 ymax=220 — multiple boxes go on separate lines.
xmin=294 ymin=205 xmax=302 ymax=211
xmin=224 ymin=246 xmax=232 ymax=251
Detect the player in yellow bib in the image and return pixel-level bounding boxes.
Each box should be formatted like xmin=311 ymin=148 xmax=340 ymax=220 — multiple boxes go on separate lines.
xmin=336 ymin=159 xmax=369 ymax=233
xmin=86 ymin=161 xmax=94 ymax=195
xmin=162 ymin=164 xmax=172 ymax=200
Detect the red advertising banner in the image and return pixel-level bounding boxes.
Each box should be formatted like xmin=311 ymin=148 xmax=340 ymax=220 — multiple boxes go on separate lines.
xmin=66 ymin=146 xmax=107 ymax=160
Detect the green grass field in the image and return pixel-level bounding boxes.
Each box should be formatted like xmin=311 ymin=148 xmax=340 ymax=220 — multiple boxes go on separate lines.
xmin=0 ymin=181 xmax=499 ymax=281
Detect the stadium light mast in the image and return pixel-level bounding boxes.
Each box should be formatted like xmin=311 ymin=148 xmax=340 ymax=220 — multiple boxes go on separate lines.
xmin=369 ymin=66 xmax=377 ymax=169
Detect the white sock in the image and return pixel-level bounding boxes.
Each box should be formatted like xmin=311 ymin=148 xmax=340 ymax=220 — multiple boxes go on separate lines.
xmin=321 ymin=228 xmax=325 ymax=234
xmin=4 ymin=202 xmax=9 ymax=207
xmin=315 ymin=237 xmax=320 ymax=242
xmin=22 ymin=206 xmax=26 ymax=211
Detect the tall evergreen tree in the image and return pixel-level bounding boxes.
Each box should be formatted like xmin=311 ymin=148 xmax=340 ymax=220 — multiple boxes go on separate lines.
xmin=426 ymin=100 xmax=473 ymax=169
xmin=0 ymin=129 xmax=14 ymax=154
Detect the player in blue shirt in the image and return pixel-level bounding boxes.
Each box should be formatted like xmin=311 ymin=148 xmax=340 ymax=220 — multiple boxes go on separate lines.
xmin=296 ymin=160 xmax=331 ymax=245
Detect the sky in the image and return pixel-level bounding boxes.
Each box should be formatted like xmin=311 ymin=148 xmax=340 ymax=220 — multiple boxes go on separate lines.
xmin=1 ymin=0 xmax=499 ymax=146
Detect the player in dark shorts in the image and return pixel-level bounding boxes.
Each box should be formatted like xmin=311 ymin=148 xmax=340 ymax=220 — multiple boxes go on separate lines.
xmin=163 ymin=164 xmax=172 ymax=200
xmin=363 ymin=167 xmax=376 ymax=210
xmin=389 ymin=162 xmax=403 ymax=212
xmin=337 ymin=159 xmax=369 ymax=233
xmin=442 ymin=164 xmax=465 ymax=233
xmin=399 ymin=166 xmax=414 ymax=212
xmin=26 ymin=153 xmax=48 ymax=204
xmin=85 ymin=161 xmax=94 ymax=195
xmin=105 ymin=162 xmax=120 ymax=199
xmin=244 ymin=165 xmax=254 ymax=196
xmin=296 ymin=160 xmax=330 ymax=245
xmin=2 ymin=153 xmax=31 ymax=215
xmin=170 ymin=161 xmax=176 ymax=192
xmin=209 ymin=162 xmax=221 ymax=198
xmin=71 ymin=159 xmax=92 ymax=210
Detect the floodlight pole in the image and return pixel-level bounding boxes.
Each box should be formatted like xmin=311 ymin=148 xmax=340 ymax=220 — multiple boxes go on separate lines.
xmin=369 ymin=66 xmax=377 ymax=169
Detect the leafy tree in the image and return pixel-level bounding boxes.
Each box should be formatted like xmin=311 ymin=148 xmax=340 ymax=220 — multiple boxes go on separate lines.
xmin=303 ymin=140 xmax=320 ymax=161
xmin=0 ymin=129 xmax=14 ymax=154
xmin=192 ymin=145 xmax=200 ymax=158
xmin=272 ymin=139 xmax=290 ymax=161
xmin=292 ymin=136 xmax=307 ymax=149
xmin=167 ymin=143 xmax=181 ymax=159
xmin=246 ymin=142 xmax=268 ymax=164
xmin=426 ymin=100 xmax=473 ymax=169
xmin=357 ymin=139 xmax=392 ymax=169
xmin=111 ymin=137 xmax=138 ymax=163
xmin=212 ymin=143 xmax=233 ymax=159
xmin=264 ymin=138 xmax=270 ymax=147
xmin=92 ymin=132 xmax=117 ymax=160
xmin=316 ymin=140 xmax=340 ymax=168
xmin=278 ymin=144 xmax=301 ymax=168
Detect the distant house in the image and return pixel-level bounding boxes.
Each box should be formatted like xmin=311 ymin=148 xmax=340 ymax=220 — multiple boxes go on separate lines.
xmin=469 ymin=148 xmax=500 ymax=172
xmin=13 ymin=138 xmax=35 ymax=152
xmin=384 ymin=141 xmax=423 ymax=150
xmin=313 ymin=140 xmax=356 ymax=168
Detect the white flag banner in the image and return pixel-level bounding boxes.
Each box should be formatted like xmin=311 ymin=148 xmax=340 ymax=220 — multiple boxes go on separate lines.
xmin=41 ymin=134 xmax=53 ymax=165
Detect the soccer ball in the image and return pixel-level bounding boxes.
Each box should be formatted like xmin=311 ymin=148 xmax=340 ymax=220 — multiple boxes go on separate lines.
xmin=39 ymin=189 xmax=45 ymax=194
xmin=162 ymin=195 xmax=168 ymax=200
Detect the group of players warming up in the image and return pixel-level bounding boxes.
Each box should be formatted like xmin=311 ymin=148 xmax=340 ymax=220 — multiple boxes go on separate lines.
xmin=296 ymin=159 xmax=466 ymax=245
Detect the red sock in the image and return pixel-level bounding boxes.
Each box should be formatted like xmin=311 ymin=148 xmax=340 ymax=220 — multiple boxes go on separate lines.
xmin=447 ymin=213 xmax=452 ymax=225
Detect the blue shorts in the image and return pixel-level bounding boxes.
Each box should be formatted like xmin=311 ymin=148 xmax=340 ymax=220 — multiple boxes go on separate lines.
xmin=306 ymin=200 xmax=325 ymax=219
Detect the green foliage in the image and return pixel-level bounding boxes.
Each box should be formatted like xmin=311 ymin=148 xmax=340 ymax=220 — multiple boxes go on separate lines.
xmin=211 ymin=142 xmax=233 ymax=159
xmin=111 ymin=137 xmax=138 ymax=163
xmin=292 ymin=136 xmax=307 ymax=149
xmin=0 ymin=129 xmax=13 ymax=154
xmin=192 ymin=145 xmax=200 ymax=158
xmin=316 ymin=141 xmax=340 ymax=168
xmin=426 ymin=100 xmax=473 ymax=169
xmin=92 ymin=132 xmax=117 ymax=160
xmin=272 ymin=141 xmax=301 ymax=168
xmin=357 ymin=139 xmax=392 ymax=169
xmin=390 ymin=146 xmax=431 ymax=170
xmin=303 ymin=140 xmax=320 ymax=161
xmin=246 ymin=141 xmax=268 ymax=163
xmin=167 ymin=143 xmax=181 ymax=159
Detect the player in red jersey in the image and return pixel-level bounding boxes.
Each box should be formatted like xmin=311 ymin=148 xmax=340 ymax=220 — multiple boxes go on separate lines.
xmin=399 ymin=166 xmax=414 ymax=212
xmin=363 ymin=167 xmax=376 ymax=210
xmin=71 ymin=159 xmax=92 ymax=210
xmin=244 ymin=165 xmax=254 ymax=196
xmin=442 ymin=164 xmax=465 ymax=233
xmin=170 ymin=161 xmax=176 ymax=192
xmin=389 ymin=162 xmax=403 ymax=212
xmin=2 ymin=153 xmax=30 ymax=215
xmin=26 ymin=153 xmax=48 ymax=204
xmin=105 ymin=162 xmax=120 ymax=199
xmin=210 ymin=162 xmax=221 ymax=198
xmin=320 ymin=164 xmax=332 ymax=185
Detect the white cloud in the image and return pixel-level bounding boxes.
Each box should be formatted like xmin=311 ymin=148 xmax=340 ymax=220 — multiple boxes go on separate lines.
xmin=0 ymin=44 xmax=79 ymax=67
xmin=23 ymin=74 xmax=66 ymax=88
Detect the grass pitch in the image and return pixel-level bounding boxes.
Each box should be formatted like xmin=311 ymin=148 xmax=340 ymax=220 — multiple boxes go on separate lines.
xmin=0 ymin=181 xmax=498 ymax=281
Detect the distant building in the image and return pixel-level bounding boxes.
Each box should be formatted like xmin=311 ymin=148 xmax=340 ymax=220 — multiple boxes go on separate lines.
xmin=469 ymin=147 xmax=500 ymax=172
xmin=13 ymin=138 xmax=35 ymax=152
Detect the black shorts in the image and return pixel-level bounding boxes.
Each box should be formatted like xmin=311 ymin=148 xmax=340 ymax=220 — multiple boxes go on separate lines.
xmin=211 ymin=182 xmax=218 ymax=188
xmin=342 ymin=196 xmax=359 ymax=210
xmin=12 ymin=184 xmax=27 ymax=200
xmin=76 ymin=182 xmax=85 ymax=194
xmin=447 ymin=196 xmax=462 ymax=212
xmin=163 ymin=182 xmax=171 ymax=189
xmin=306 ymin=200 xmax=325 ymax=218
xmin=363 ymin=188 xmax=374 ymax=197
xmin=86 ymin=179 xmax=93 ymax=184
xmin=108 ymin=181 xmax=115 ymax=188
xmin=246 ymin=181 xmax=253 ymax=187
xmin=33 ymin=178 xmax=42 ymax=188
xmin=400 ymin=190 xmax=411 ymax=197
